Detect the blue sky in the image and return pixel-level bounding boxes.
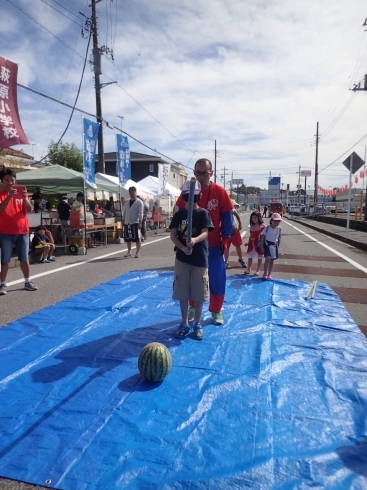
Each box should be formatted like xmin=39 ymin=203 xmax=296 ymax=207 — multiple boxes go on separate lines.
xmin=2 ymin=0 xmax=367 ymax=191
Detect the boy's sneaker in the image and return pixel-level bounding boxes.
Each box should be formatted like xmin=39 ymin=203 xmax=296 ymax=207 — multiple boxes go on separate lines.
xmin=124 ymin=252 xmax=131 ymax=257
xmin=238 ymin=258 xmax=247 ymax=268
xmin=212 ymin=312 xmax=224 ymax=325
xmin=48 ymin=257 xmax=56 ymax=262
xmin=41 ymin=259 xmax=51 ymax=264
xmin=24 ymin=281 xmax=38 ymax=291
xmin=188 ymin=306 xmax=195 ymax=322
xmin=225 ymin=262 xmax=230 ymax=269
xmin=0 ymin=284 xmax=8 ymax=295
xmin=190 ymin=323 xmax=204 ymax=341
xmin=134 ymin=253 xmax=139 ymax=258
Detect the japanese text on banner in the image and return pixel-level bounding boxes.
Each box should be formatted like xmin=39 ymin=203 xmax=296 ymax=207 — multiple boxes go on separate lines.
xmin=83 ymin=117 xmax=99 ymax=188
xmin=0 ymin=57 xmax=29 ymax=148
xmin=116 ymin=134 xmax=131 ymax=187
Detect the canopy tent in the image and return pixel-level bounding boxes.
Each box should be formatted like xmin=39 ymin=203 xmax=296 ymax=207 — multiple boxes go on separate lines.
xmin=15 ymin=165 xmax=119 ymax=195
xmin=136 ymin=175 xmax=181 ymax=197
xmin=95 ymin=173 xmax=156 ymax=198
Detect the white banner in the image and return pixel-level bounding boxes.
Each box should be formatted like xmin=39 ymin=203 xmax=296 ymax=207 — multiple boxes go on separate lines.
xmin=158 ymin=163 xmax=170 ymax=195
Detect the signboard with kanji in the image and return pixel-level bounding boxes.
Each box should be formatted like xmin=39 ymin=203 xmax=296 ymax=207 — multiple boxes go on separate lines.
xmin=0 ymin=56 xmax=29 ymax=148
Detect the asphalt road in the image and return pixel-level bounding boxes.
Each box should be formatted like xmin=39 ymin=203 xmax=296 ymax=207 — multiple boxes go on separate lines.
xmin=0 ymin=212 xmax=367 ymax=489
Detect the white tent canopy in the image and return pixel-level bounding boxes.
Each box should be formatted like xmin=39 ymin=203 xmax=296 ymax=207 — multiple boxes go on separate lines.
xmin=95 ymin=173 xmax=156 ymax=198
xmin=136 ymin=175 xmax=182 ymax=197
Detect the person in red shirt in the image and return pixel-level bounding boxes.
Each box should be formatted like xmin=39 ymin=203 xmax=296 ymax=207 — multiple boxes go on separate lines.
xmin=0 ymin=168 xmax=38 ymax=295
xmin=175 ymin=158 xmax=233 ymax=325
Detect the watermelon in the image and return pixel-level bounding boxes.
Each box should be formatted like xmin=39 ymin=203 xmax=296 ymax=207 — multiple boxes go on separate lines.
xmin=138 ymin=342 xmax=172 ymax=382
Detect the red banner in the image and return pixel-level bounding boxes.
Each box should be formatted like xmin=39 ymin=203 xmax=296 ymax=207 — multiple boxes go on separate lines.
xmin=0 ymin=57 xmax=29 ymax=149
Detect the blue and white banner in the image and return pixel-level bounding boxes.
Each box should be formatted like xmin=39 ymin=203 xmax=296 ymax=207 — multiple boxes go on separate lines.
xmin=83 ymin=117 xmax=99 ymax=189
xmin=116 ymin=134 xmax=131 ymax=187
xmin=158 ymin=163 xmax=170 ymax=195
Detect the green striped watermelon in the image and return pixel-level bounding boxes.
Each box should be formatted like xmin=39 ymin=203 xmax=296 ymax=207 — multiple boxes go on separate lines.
xmin=138 ymin=342 xmax=172 ymax=382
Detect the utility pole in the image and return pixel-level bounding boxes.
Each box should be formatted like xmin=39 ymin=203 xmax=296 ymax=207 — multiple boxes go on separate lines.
xmin=89 ymin=0 xmax=115 ymax=174
xmin=118 ymin=115 xmax=124 ymax=131
xmin=314 ymin=121 xmax=319 ymax=210
xmin=91 ymin=0 xmax=104 ymax=174
xmin=214 ymin=140 xmax=217 ymax=183
xmin=352 ymin=74 xmax=367 ymax=221
xmin=297 ymin=165 xmax=301 ymax=207
xmin=221 ymin=167 xmax=228 ymax=189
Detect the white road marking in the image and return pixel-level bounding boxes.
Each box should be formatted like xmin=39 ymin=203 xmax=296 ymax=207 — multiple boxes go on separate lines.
xmin=284 ymin=220 xmax=367 ymax=274
xmin=7 ymin=235 xmax=172 ymax=287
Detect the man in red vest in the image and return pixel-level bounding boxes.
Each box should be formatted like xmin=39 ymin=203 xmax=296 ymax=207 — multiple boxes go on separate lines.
xmin=175 ymin=159 xmax=233 ymax=325
xmin=0 ymin=168 xmax=38 ymax=295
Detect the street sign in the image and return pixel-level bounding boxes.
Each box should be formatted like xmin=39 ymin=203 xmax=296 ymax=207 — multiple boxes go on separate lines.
xmin=301 ymin=170 xmax=312 ymax=177
xmin=232 ymin=179 xmax=244 ymax=185
xmin=342 ymin=152 xmax=364 ymax=173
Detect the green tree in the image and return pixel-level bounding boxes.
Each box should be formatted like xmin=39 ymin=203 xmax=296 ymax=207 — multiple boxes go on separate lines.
xmin=46 ymin=140 xmax=83 ymax=172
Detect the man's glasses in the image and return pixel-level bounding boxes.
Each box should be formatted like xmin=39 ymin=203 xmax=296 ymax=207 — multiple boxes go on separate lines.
xmin=194 ymin=170 xmax=210 ymax=176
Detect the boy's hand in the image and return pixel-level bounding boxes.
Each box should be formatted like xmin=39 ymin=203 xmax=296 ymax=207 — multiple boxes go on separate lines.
xmin=183 ymin=245 xmax=193 ymax=256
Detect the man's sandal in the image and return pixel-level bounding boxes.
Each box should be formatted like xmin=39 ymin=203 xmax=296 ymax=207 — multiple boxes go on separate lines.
xmin=174 ymin=324 xmax=190 ymax=338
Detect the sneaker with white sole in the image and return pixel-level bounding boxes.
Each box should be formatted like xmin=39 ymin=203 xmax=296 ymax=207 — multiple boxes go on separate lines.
xmin=24 ymin=281 xmax=38 ymax=291
xmin=211 ymin=312 xmax=224 ymax=325
xmin=48 ymin=257 xmax=56 ymax=262
xmin=238 ymin=258 xmax=247 ymax=268
xmin=135 ymin=253 xmax=139 ymax=258
xmin=0 ymin=284 xmax=8 ymax=295
xmin=124 ymin=252 xmax=132 ymax=257
xmin=188 ymin=306 xmax=195 ymax=322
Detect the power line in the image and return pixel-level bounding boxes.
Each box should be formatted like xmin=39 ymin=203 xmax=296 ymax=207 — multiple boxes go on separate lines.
xmin=17 ymin=83 xmax=181 ymax=165
xmin=319 ymin=132 xmax=367 ymax=174
xmin=50 ymin=0 xmax=84 ymax=20
xmin=6 ymin=0 xmax=84 ymax=56
xmin=37 ymin=0 xmax=84 ymax=27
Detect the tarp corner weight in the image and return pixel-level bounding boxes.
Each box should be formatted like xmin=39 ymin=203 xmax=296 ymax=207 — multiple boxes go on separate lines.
xmin=0 ymin=272 xmax=366 ymax=489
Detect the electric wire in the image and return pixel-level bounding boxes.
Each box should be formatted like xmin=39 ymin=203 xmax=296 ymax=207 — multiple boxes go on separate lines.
xmin=37 ymin=0 xmax=84 ymax=27
xmin=5 ymin=0 xmax=85 ymax=57
xmin=49 ymin=0 xmax=84 ymax=20
xmin=30 ymin=28 xmax=93 ymax=166
xmin=16 ymin=84 xmax=181 ymax=165
xmin=319 ymin=132 xmax=367 ymax=174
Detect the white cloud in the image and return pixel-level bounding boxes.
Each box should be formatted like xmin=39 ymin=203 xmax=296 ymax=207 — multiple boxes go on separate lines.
xmin=2 ymin=0 xmax=367 ymax=190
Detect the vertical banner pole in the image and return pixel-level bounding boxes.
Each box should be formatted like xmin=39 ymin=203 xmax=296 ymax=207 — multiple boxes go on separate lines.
xmin=346 ymin=154 xmax=353 ymax=237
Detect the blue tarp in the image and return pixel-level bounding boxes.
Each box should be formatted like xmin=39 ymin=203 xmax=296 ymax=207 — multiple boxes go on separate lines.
xmin=0 ymin=272 xmax=366 ymax=489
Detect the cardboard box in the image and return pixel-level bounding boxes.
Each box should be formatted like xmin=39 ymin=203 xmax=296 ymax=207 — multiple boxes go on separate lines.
xmin=67 ymin=237 xmax=91 ymax=248
xmin=107 ymin=230 xmax=117 ymax=244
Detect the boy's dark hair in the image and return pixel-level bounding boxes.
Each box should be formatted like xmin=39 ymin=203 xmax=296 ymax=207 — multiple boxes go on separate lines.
xmin=35 ymin=225 xmax=46 ymax=232
xmin=77 ymin=192 xmax=84 ymax=199
xmin=0 ymin=167 xmax=16 ymax=181
xmin=250 ymin=211 xmax=264 ymax=225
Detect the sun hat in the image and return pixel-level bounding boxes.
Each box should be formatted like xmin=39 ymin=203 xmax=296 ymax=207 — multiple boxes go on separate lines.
xmin=271 ymin=212 xmax=282 ymax=221
xmin=181 ymin=179 xmax=201 ymax=195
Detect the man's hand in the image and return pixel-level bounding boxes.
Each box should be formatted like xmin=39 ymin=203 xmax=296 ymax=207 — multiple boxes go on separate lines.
xmin=220 ymin=237 xmax=231 ymax=255
xmin=7 ymin=188 xmax=16 ymax=198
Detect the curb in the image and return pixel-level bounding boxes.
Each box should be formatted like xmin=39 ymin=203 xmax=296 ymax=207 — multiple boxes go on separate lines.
xmin=288 ymin=217 xmax=367 ymax=252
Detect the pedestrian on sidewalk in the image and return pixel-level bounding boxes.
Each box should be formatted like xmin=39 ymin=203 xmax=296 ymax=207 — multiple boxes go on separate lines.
xmin=169 ymin=180 xmax=213 ymax=340
xmin=175 ymin=159 xmax=233 ymax=326
xmin=223 ymin=208 xmax=247 ymax=269
xmin=259 ymin=213 xmax=282 ymax=280
xmin=122 ymin=186 xmax=143 ymax=258
xmin=244 ymin=211 xmax=265 ymax=276
xmin=0 ymin=168 xmax=38 ymax=295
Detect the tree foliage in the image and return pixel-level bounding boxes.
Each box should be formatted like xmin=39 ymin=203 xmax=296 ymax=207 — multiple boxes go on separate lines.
xmin=234 ymin=184 xmax=262 ymax=195
xmin=46 ymin=140 xmax=83 ymax=172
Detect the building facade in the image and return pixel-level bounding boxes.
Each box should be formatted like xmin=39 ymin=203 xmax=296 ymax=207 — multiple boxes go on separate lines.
xmin=100 ymin=151 xmax=187 ymax=188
